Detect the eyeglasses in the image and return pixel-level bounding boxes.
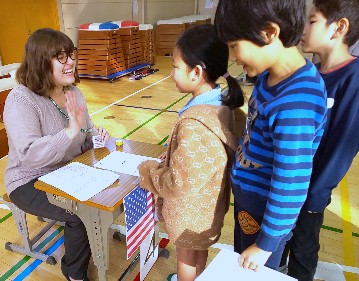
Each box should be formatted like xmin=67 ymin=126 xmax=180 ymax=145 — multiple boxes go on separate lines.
xmin=54 ymin=48 xmax=78 ymax=64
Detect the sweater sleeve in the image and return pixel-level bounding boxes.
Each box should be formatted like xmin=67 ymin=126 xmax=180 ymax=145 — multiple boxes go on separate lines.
xmin=138 ymin=119 xmax=226 ymax=198
xmin=256 ymin=92 xmax=327 ymax=251
xmin=4 ymin=92 xmax=73 ymax=169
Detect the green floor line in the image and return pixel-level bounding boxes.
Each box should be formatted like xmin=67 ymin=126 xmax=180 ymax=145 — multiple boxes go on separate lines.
xmin=164 ymin=93 xmax=190 ymax=110
xmin=0 ymin=212 xmax=12 ymax=223
xmin=121 ymin=93 xmax=190 ymax=140
xmin=121 ymin=112 xmax=164 ymax=139
xmin=321 ymin=224 xmax=343 ymax=233
xmin=0 ymin=226 xmax=64 ymax=281
xmin=158 ymin=135 xmax=169 ymax=146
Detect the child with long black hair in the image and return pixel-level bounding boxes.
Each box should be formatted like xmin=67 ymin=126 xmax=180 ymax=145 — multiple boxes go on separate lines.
xmin=138 ymin=24 xmax=246 ymax=281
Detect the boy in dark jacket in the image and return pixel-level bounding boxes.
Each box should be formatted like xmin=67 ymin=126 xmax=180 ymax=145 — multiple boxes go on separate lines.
xmin=281 ymin=0 xmax=359 ymax=280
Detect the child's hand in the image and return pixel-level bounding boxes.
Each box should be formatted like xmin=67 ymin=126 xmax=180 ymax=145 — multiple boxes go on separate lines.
xmin=158 ymin=151 xmax=167 ymax=162
xmin=97 ymin=126 xmax=110 ymax=143
xmin=238 ymin=243 xmax=271 ymax=271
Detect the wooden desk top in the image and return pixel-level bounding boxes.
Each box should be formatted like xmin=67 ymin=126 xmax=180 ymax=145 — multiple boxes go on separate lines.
xmin=35 ymin=140 xmax=166 ymax=212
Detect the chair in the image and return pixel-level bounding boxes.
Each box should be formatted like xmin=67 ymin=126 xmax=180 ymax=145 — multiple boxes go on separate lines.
xmin=0 ymin=193 xmax=57 ymax=265
xmin=0 ymin=74 xmax=17 ymax=158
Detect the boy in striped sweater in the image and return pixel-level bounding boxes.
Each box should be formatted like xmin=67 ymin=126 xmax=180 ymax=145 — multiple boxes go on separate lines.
xmin=215 ymin=0 xmax=328 ymax=271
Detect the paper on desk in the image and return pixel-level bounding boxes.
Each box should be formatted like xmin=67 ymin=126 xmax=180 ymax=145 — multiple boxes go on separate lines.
xmin=39 ymin=162 xmax=119 ymax=201
xmin=196 ymin=249 xmax=297 ymax=281
xmin=93 ymin=151 xmax=160 ymax=177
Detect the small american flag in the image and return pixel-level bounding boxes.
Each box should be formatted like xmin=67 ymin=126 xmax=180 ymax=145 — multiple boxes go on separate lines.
xmin=124 ymin=186 xmax=155 ymax=259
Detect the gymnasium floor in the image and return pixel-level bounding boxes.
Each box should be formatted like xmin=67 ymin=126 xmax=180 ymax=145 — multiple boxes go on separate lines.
xmin=0 ymin=56 xmax=358 ymax=281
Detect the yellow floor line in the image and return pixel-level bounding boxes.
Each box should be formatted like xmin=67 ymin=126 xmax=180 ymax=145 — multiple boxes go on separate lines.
xmin=339 ymin=175 xmax=359 ymax=281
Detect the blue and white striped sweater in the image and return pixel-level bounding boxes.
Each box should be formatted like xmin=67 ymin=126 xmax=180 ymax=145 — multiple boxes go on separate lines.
xmin=231 ymin=60 xmax=327 ymax=252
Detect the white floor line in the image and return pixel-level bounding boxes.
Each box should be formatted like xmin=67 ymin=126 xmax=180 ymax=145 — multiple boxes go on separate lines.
xmin=0 ymin=203 xmax=10 ymax=210
xmin=314 ymin=261 xmax=347 ymax=281
xmin=341 ymin=264 xmax=359 ymax=274
xmin=90 ymin=75 xmax=171 ymax=117
xmin=0 ymin=155 xmax=8 ymax=161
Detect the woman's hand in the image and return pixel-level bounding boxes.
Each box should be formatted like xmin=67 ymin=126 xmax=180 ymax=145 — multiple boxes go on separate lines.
xmin=64 ymin=91 xmax=84 ymax=140
xmin=238 ymin=243 xmax=272 ymax=272
xmin=97 ymin=126 xmax=110 ymax=143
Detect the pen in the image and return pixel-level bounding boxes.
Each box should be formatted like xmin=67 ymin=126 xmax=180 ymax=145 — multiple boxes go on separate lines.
xmin=80 ymin=127 xmax=98 ymax=133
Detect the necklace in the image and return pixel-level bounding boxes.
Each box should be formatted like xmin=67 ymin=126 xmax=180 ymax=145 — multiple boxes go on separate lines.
xmin=49 ymin=96 xmax=69 ymax=120
xmin=49 ymin=95 xmax=89 ymax=133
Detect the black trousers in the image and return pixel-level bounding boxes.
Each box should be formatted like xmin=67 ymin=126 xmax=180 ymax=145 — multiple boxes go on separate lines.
xmin=9 ymin=179 xmax=91 ymax=280
xmin=281 ymin=210 xmax=324 ymax=281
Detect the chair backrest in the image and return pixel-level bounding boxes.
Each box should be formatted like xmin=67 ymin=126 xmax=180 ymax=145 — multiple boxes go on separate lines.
xmin=0 ymin=88 xmax=11 ymax=122
xmin=0 ymin=88 xmax=10 ymax=158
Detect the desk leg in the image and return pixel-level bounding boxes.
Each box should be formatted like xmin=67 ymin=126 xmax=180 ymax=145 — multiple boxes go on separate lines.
xmin=76 ymin=204 xmax=114 ymax=281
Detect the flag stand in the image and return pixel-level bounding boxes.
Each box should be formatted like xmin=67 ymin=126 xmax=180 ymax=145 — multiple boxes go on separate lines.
xmin=114 ymin=234 xmax=169 ymax=281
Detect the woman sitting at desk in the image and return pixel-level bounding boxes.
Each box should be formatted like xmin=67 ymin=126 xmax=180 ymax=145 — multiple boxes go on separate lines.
xmin=3 ymin=28 xmax=110 ymax=281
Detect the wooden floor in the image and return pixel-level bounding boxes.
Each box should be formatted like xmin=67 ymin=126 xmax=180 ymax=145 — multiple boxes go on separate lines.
xmin=0 ymin=56 xmax=358 ymax=281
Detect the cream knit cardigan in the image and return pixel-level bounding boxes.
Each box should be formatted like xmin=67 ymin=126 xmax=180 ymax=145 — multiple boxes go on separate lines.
xmin=139 ymin=104 xmax=245 ymax=249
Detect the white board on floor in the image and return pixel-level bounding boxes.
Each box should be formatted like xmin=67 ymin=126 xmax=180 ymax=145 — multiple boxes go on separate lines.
xmin=196 ymin=249 xmax=297 ymax=281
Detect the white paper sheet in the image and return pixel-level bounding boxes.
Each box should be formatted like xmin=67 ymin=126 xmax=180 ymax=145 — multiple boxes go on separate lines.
xmin=196 ymin=249 xmax=297 ymax=281
xmin=93 ymin=151 xmax=160 ymax=177
xmin=38 ymin=162 xmax=119 ymax=201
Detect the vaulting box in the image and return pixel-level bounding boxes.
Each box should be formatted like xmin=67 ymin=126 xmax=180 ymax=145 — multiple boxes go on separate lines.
xmin=77 ymin=29 xmax=126 ymax=76
xmin=139 ymin=24 xmax=155 ymax=64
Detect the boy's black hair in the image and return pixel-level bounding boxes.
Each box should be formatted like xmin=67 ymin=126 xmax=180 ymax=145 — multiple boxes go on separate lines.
xmin=314 ymin=0 xmax=359 ymax=46
xmin=176 ymin=24 xmax=244 ymax=109
xmin=215 ymin=0 xmax=306 ymax=47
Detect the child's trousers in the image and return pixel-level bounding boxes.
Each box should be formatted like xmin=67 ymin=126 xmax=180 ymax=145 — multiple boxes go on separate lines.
xmin=283 ymin=210 xmax=324 ymax=281
xmin=233 ymin=198 xmax=292 ymax=270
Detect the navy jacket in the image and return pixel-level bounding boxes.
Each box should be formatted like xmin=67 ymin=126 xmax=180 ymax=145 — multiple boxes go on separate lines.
xmin=303 ymin=58 xmax=359 ymax=212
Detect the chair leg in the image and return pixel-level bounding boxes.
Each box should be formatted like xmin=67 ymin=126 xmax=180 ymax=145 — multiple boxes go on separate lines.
xmin=10 ymin=203 xmax=31 ymax=251
xmin=3 ymin=200 xmax=58 ymax=265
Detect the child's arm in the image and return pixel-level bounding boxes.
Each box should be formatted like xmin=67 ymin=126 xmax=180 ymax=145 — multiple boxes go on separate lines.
xmin=138 ymin=119 xmax=227 ymax=198
xmin=240 ymin=87 xmax=327 ymax=269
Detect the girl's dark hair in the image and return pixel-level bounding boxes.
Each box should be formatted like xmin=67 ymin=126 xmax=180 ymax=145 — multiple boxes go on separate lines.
xmin=215 ymin=0 xmax=306 ymax=47
xmin=176 ymin=24 xmax=244 ymax=109
xmin=16 ymin=28 xmax=79 ymax=96
xmin=314 ymin=0 xmax=359 ymax=47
